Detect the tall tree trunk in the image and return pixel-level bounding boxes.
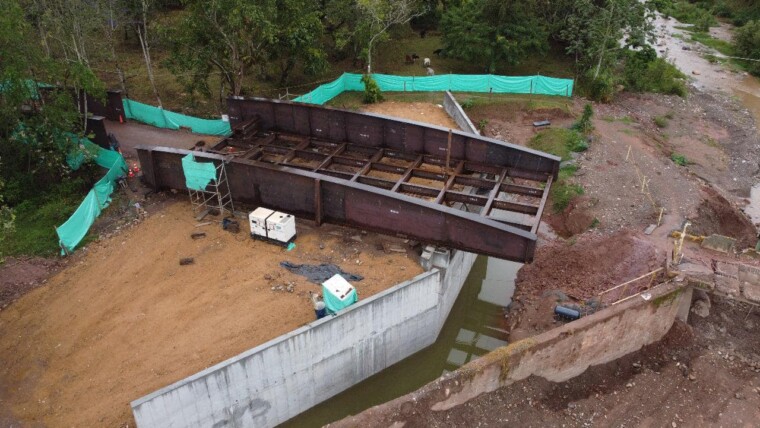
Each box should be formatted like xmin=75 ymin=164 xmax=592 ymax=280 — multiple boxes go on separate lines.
xmin=107 ymin=1 xmax=128 ymax=96
xmin=593 ymin=1 xmax=615 ymax=80
xmin=137 ymin=0 xmax=162 ymax=107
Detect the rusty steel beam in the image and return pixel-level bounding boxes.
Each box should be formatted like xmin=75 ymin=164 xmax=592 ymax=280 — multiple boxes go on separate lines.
xmin=144 ymin=97 xmax=561 ymax=262
xmin=137 ymin=146 xmax=540 ymax=262
xmin=227 ymin=97 xmax=559 ymax=179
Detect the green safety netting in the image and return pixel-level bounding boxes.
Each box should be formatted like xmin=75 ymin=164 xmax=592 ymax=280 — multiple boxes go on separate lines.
xmin=0 ymin=79 xmax=55 ymax=100
xmin=56 ymin=138 xmax=128 ymax=254
xmin=181 ymin=153 xmax=217 ymax=191
xmin=293 ymin=73 xmax=574 ymax=105
xmin=122 ymin=99 xmax=232 ymax=136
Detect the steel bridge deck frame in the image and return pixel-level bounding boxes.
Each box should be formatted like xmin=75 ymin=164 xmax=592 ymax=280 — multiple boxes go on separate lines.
xmin=137 ymin=97 xmax=560 ymax=262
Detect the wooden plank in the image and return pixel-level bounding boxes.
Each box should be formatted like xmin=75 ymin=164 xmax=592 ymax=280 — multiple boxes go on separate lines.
xmin=599 ymin=268 xmax=664 ymax=296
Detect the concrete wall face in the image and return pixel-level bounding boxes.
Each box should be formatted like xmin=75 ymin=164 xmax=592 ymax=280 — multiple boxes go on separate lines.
xmin=333 ymin=282 xmax=692 ymax=427
xmin=443 ymin=91 xmax=480 ymax=135
xmin=132 ymin=252 xmax=477 ymax=428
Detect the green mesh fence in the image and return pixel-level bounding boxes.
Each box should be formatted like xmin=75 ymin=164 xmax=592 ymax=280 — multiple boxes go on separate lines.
xmin=56 ymin=138 xmax=128 ymax=254
xmin=181 ymin=153 xmax=218 ymax=191
xmin=293 ymin=73 xmax=574 ymax=105
xmin=123 ymin=99 xmax=232 ymax=136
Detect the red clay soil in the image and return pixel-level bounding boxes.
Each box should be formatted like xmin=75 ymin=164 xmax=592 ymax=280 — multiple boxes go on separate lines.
xmin=544 ymin=195 xmax=598 ymax=238
xmin=689 ymin=186 xmax=757 ymax=249
xmin=516 ymin=230 xmax=664 ymax=301
xmin=466 ymin=104 xmax=575 ymax=144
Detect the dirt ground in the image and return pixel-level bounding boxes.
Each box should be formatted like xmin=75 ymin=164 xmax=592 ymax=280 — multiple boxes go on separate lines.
xmin=413 ymin=295 xmax=760 ymax=427
xmin=361 ymin=101 xmax=459 ymax=129
xmin=0 ymin=257 xmax=62 ymax=310
xmin=452 ymin=18 xmax=760 ymax=423
xmin=5 ymin=17 xmax=760 ymax=425
xmin=0 ymin=199 xmax=422 ymax=427
xmin=107 ymin=120 xmax=222 ymax=161
xmin=0 ymin=99 xmax=466 ymax=427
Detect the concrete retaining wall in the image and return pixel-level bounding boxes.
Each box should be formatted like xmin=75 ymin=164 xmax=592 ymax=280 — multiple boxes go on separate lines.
xmin=443 ymin=91 xmax=479 ymax=135
xmin=131 ymin=250 xmax=477 ymax=428
xmin=332 ymin=281 xmax=692 ymax=427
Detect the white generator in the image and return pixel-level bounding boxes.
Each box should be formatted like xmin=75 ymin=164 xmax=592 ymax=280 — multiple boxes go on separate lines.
xmin=249 ymin=207 xmax=297 ymax=245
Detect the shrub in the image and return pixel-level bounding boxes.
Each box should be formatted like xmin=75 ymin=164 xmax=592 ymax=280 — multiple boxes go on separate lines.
xmin=572 ymin=103 xmax=595 ymax=134
xmin=671 ymin=153 xmax=687 ymax=166
xmin=361 ymin=74 xmax=384 ymax=104
xmin=551 ymin=182 xmax=584 ymax=212
xmin=478 ymin=119 xmax=488 ymax=133
xmin=586 ymin=72 xmax=615 ymax=103
xmin=461 ymin=98 xmax=475 ymax=110
xmin=661 ymin=2 xmax=717 ymax=29
xmin=624 ymin=47 xmax=687 ymax=97
xmin=735 ymin=20 xmax=760 ymax=76
xmin=654 ymin=116 xmax=669 ymax=128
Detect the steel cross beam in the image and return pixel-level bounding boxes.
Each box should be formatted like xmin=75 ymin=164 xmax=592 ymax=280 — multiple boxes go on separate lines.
xmin=158 ymin=97 xmax=563 ymax=261
xmin=137 ymin=146 xmax=540 ymax=262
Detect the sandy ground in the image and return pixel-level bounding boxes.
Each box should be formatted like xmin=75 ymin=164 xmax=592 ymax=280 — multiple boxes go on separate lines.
xmin=361 ymin=101 xmax=459 ymax=129
xmin=0 ymin=200 xmax=422 ymax=426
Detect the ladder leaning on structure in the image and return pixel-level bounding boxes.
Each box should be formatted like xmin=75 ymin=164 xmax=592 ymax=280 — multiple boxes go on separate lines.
xmin=181 ymin=153 xmax=235 ymax=217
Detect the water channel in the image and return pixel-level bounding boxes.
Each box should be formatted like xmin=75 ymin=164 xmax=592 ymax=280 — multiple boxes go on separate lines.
xmin=281 ymin=255 xmax=521 ymax=427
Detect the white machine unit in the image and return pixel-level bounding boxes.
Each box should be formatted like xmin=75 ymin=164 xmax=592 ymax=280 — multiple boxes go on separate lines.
xmin=248 ymin=207 xmax=297 ymax=245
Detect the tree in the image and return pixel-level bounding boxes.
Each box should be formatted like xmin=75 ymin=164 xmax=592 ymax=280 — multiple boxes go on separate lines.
xmin=441 ymin=0 xmax=547 ymax=73
xmin=559 ymin=0 xmax=653 ymax=80
xmin=268 ymin=0 xmax=328 ymax=86
xmin=166 ymin=0 xmax=277 ymax=105
xmin=318 ymin=0 xmax=364 ymax=62
xmin=357 ymin=0 xmax=426 ymax=73
xmin=21 ymin=0 xmax=108 ymax=123
xmin=1 ymin=0 xmax=101 ymax=205
xmin=125 ymin=0 xmax=163 ymax=106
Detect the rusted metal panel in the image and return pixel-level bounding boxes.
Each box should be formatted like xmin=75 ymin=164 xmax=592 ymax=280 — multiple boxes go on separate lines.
xmin=328 ymin=109 xmax=347 ymax=142
xmin=137 ymin=146 xmax=539 ymax=262
xmin=142 ymin=97 xmax=560 ymax=262
xmin=227 ymin=97 xmax=559 ymax=179
xmin=292 ymin=104 xmax=312 ymax=136
xmin=383 ymin=121 xmax=406 ymax=151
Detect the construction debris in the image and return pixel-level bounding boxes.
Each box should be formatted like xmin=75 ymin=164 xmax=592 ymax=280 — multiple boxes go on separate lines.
xmin=190 ymin=232 xmax=206 ymax=240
